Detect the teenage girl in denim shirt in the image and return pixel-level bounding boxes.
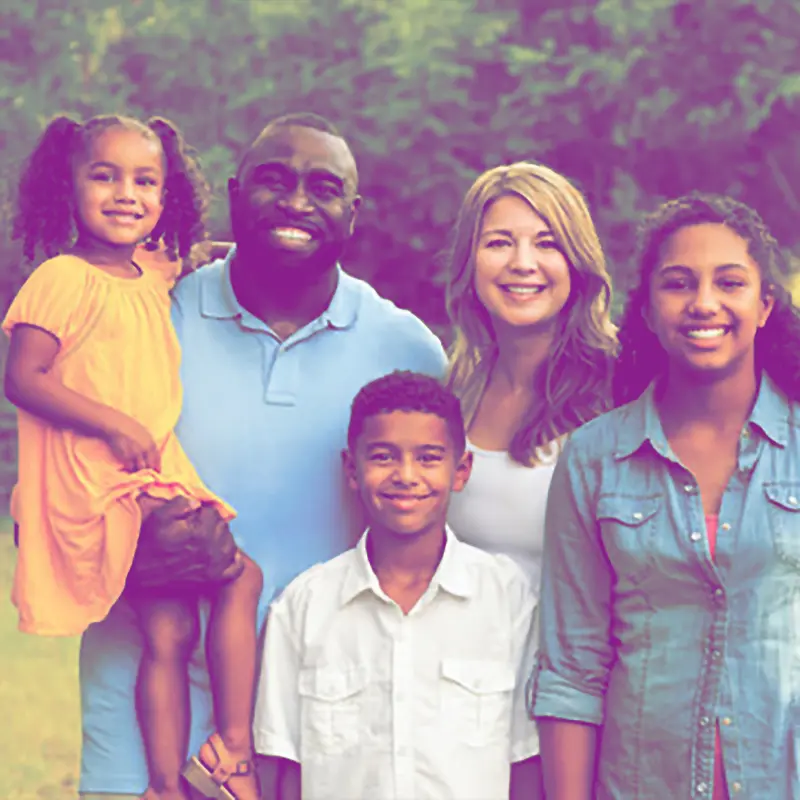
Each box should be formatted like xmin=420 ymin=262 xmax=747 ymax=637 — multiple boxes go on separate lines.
xmin=533 ymin=193 xmax=800 ymax=799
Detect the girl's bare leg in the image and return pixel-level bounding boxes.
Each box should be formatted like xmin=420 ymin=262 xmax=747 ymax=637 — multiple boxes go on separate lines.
xmin=134 ymin=594 xmax=199 ymax=800
xmin=199 ymin=553 xmax=264 ymax=799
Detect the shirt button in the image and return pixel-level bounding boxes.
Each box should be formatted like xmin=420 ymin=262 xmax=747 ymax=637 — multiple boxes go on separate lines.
xmin=632 ymin=511 xmax=643 ymax=520
xmin=711 ymin=649 xmax=722 ymax=660
xmin=684 ymin=484 xmax=695 ymax=493
xmin=690 ymin=531 xmax=702 ymax=542
xmin=722 ymin=717 xmax=732 ymax=726
xmin=731 ymin=781 xmax=742 ymax=793
xmin=696 ymin=781 xmax=708 ymax=794
xmin=713 ymin=588 xmax=724 ymax=598
xmin=720 ymin=522 xmax=731 ymax=531
xmin=790 ymin=496 xmax=798 ymax=506
xmin=699 ymin=716 xmax=710 ymax=726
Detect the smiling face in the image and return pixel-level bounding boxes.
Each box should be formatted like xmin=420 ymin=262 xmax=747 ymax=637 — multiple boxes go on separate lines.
xmin=72 ymin=126 xmax=164 ymax=250
xmin=473 ymin=194 xmax=572 ymax=334
xmin=344 ymin=410 xmax=472 ymax=541
xmin=229 ymin=124 xmax=360 ymax=275
xmin=646 ymin=223 xmax=774 ymax=378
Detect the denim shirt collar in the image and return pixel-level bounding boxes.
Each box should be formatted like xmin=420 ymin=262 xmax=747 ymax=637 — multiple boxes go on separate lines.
xmin=614 ymin=372 xmax=790 ymax=462
xmin=199 ymin=244 xmax=358 ymax=331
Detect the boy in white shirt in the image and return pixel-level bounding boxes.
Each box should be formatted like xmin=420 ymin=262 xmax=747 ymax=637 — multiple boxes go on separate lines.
xmin=253 ymin=371 xmax=540 ymax=800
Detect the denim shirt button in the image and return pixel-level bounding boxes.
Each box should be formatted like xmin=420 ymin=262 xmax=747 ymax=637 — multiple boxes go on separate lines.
xmin=713 ymin=588 xmax=724 ymax=599
xmin=696 ymin=782 xmax=708 ymax=794
xmin=711 ymin=649 xmax=722 ymax=660
xmin=720 ymin=522 xmax=731 ymax=531
xmin=684 ymin=483 xmax=695 ymax=493
xmin=699 ymin=716 xmax=710 ymax=726
xmin=722 ymin=717 xmax=732 ymax=725
xmin=731 ymin=781 xmax=742 ymax=792
xmin=690 ymin=531 xmax=702 ymax=542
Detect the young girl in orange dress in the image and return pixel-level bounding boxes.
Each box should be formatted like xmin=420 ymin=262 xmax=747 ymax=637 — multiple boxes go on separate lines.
xmin=5 ymin=114 xmax=262 ymax=800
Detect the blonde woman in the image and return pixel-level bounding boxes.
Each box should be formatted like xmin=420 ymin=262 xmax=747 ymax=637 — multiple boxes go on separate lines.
xmin=445 ymin=162 xmax=617 ymax=797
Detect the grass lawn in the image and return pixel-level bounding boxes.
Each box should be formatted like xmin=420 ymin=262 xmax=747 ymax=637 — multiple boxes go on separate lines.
xmin=0 ymin=524 xmax=81 ymax=799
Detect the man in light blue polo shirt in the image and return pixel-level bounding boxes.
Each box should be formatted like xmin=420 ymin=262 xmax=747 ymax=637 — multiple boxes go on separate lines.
xmin=78 ymin=112 xmax=447 ymax=799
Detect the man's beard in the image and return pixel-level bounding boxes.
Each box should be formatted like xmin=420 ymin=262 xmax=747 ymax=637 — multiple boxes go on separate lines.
xmin=232 ymin=214 xmax=349 ymax=277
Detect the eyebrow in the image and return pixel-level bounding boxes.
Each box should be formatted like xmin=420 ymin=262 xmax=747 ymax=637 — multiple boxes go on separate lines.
xmin=87 ymin=161 xmax=161 ymax=173
xmin=251 ymin=161 xmax=346 ymax=186
xmin=364 ymin=442 xmax=447 ymax=452
xmin=481 ymin=227 xmax=554 ymax=239
xmin=658 ymin=262 xmax=750 ymax=273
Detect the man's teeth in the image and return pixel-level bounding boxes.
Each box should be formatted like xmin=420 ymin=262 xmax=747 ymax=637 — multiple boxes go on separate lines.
xmin=686 ymin=327 xmax=727 ymax=339
xmin=505 ymin=286 xmax=545 ymax=294
xmin=274 ymin=227 xmax=311 ymax=241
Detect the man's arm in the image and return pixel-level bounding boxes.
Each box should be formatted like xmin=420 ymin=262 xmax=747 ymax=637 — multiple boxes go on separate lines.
xmin=510 ymin=756 xmax=543 ymax=800
xmin=253 ymin=597 xmax=303 ymax=798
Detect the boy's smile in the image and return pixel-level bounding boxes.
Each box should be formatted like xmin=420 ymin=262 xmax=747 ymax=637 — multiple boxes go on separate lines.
xmin=345 ymin=410 xmax=471 ymax=540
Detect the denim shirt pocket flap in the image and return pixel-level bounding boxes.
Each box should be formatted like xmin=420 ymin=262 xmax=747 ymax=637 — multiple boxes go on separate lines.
xmin=764 ymin=482 xmax=800 ymax=513
xmin=596 ymin=495 xmax=660 ymax=527
xmin=441 ymin=659 xmax=516 ymax=695
xmin=298 ymin=665 xmax=370 ymax=702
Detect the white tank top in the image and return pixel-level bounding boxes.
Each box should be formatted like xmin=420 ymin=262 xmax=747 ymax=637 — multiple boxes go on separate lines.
xmin=446 ymin=438 xmax=558 ymax=601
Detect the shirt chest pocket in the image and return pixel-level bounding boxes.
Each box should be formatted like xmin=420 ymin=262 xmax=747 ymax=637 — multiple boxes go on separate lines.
xmin=298 ymin=666 xmax=369 ymax=755
xmin=440 ymin=659 xmax=515 ymax=747
xmin=597 ymin=495 xmax=661 ymax=584
xmin=764 ymin=482 xmax=800 ymax=570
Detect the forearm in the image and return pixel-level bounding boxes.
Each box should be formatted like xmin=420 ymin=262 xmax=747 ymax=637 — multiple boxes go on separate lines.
xmin=538 ymin=718 xmax=598 ymax=800
xmin=5 ymin=368 xmax=119 ymax=440
xmin=510 ymin=755 xmax=543 ymax=800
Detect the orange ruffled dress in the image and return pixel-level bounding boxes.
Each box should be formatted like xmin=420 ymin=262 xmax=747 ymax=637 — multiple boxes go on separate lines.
xmin=3 ymin=253 xmax=235 ymax=636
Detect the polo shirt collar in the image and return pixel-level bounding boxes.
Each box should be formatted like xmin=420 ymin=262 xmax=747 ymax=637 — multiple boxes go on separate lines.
xmin=199 ymin=244 xmax=358 ymax=330
xmin=340 ymin=526 xmax=475 ymax=607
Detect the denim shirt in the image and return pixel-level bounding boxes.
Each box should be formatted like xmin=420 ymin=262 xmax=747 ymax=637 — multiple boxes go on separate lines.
xmin=531 ymin=374 xmax=800 ymax=799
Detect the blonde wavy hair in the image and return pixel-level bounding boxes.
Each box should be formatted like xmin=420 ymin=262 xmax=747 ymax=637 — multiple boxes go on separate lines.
xmin=446 ymin=162 xmax=618 ymax=465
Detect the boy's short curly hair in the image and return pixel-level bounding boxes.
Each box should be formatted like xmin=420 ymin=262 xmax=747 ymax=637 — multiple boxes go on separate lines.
xmin=347 ymin=371 xmax=466 ymax=455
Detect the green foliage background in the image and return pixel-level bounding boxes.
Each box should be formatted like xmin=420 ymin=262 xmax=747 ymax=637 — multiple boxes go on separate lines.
xmin=4 ymin=0 xmax=800 ymax=327
xmin=3 ymin=3 xmax=800 ymax=794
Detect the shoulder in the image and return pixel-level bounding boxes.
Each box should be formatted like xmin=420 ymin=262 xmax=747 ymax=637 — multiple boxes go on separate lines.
xmin=135 ymin=244 xmax=182 ymax=287
xmin=343 ymin=272 xmax=447 ymax=372
xmin=452 ymin=537 xmax=533 ymax=603
xmin=270 ymin=550 xmax=355 ymax=617
xmin=562 ymin=400 xmax=642 ymax=464
xmin=171 ymin=259 xmax=224 ymax=316
xmin=23 ymin=254 xmax=90 ymax=283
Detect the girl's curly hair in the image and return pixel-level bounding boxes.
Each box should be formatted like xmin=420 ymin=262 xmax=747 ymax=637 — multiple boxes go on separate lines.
xmin=613 ymin=192 xmax=800 ymax=406
xmin=12 ymin=114 xmax=209 ymax=262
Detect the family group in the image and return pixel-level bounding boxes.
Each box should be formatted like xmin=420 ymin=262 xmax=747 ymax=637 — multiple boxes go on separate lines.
xmin=5 ymin=108 xmax=798 ymax=800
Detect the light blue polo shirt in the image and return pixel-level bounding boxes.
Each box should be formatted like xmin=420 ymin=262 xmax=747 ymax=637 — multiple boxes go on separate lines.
xmin=78 ymin=250 xmax=447 ymax=795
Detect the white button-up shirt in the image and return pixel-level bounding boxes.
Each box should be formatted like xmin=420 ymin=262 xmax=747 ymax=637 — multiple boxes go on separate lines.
xmin=254 ymin=527 xmax=539 ymax=800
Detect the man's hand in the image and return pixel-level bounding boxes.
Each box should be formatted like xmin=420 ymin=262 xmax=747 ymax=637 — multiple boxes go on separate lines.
xmin=127 ymin=497 xmax=242 ymax=590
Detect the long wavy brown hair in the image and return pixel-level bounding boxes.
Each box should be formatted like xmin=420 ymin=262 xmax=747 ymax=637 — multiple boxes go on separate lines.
xmin=446 ymin=162 xmax=618 ymax=465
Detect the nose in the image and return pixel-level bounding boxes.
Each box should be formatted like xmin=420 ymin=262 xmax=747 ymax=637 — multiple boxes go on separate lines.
xmin=509 ymin=241 xmax=538 ymax=273
xmin=689 ymin=280 xmax=721 ymax=316
xmin=115 ymin=176 xmax=136 ymax=204
xmin=279 ymin=182 xmax=314 ymax=215
xmin=391 ymin=454 xmax=419 ymax=487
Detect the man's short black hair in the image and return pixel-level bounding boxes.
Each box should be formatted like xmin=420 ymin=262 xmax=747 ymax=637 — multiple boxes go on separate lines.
xmin=347 ymin=371 xmax=466 ymax=454
xmin=260 ymin=112 xmax=342 ymax=138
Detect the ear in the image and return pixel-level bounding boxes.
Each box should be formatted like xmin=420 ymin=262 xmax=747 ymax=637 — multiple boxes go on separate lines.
xmin=228 ymin=177 xmax=239 ymax=205
xmin=348 ymin=194 xmax=361 ymax=236
xmin=758 ymin=286 xmax=776 ymax=329
xmin=452 ymin=450 xmax=473 ymax=493
xmin=342 ymin=448 xmax=359 ymax=491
